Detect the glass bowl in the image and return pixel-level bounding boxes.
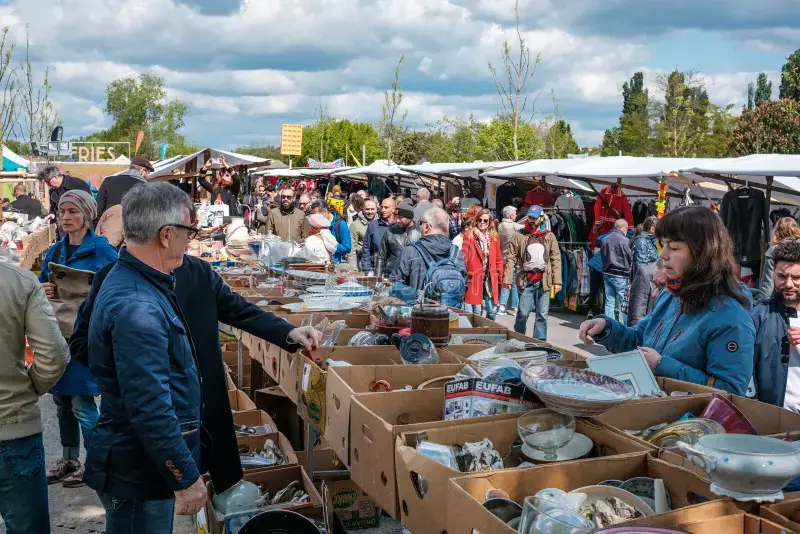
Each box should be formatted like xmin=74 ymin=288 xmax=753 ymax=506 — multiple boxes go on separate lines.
xmin=518 ymin=410 xmax=576 ymax=461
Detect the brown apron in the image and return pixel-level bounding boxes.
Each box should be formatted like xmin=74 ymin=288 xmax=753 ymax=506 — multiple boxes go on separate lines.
xmin=48 ymin=262 xmax=94 ymax=339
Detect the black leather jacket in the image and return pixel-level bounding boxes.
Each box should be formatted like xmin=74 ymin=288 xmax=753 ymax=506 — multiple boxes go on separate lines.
xmin=375 ymin=223 xmax=420 ymax=278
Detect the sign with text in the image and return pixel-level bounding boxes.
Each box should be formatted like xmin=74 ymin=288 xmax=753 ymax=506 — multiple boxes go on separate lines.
xmin=280 ymin=124 xmax=303 ymax=156
xmin=70 ymin=142 xmax=130 ymax=162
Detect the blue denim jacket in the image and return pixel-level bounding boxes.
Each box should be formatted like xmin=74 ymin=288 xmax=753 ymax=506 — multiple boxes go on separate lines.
xmin=597 ymin=288 xmax=755 ymax=395
xmin=85 ymin=249 xmax=202 ymax=500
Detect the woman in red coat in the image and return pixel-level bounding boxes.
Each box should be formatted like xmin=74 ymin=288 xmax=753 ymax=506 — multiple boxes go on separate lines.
xmin=461 ymin=209 xmax=504 ymax=319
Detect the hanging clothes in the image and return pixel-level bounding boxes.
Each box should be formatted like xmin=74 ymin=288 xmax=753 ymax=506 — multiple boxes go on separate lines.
xmin=496 ymin=182 xmax=522 ymax=213
xmin=554 ymin=193 xmax=585 ymax=218
xmin=720 ymin=187 xmax=769 ymax=264
xmin=589 ymin=185 xmax=634 ymax=247
xmin=523 ymin=188 xmax=554 ymax=211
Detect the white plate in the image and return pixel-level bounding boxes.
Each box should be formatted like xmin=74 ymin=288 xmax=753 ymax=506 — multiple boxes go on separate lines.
xmin=280 ymin=302 xmax=359 ymax=313
xmin=306 ymin=286 xmax=328 ymax=294
xmin=522 ymin=432 xmax=594 ymax=462
xmin=535 ymin=379 xmax=630 ymax=401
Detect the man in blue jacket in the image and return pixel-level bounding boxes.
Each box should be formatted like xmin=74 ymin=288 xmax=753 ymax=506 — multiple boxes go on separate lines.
xmin=752 ymin=240 xmax=800 ymax=411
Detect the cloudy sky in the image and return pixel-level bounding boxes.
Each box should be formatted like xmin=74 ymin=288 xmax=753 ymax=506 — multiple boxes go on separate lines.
xmin=0 ymin=0 xmax=796 ymax=151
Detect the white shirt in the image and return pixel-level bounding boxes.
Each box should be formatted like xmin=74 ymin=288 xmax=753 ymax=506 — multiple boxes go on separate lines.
xmin=786 ymin=345 xmax=800 ymax=413
xmin=304 ymin=229 xmax=337 ymax=264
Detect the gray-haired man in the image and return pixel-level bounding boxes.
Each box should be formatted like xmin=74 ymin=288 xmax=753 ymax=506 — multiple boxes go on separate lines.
xmin=85 ymin=183 xmax=208 ymax=532
xmin=497 ymin=205 xmax=523 ymax=315
xmin=37 ymin=163 xmax=91 ymax=222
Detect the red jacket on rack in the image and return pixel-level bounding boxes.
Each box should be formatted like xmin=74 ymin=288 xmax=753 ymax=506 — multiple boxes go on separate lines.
xmin=589 ymin=185 xmax=634 ymax=247
xmin=461 ymin=231 xmax=504 ymax=306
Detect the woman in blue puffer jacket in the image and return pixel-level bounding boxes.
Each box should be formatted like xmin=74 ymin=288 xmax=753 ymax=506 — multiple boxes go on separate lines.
xmin=39 ymin=189 xmax=118 ymax=487
xmin=580 ymin=206 xmax=755 ymax=395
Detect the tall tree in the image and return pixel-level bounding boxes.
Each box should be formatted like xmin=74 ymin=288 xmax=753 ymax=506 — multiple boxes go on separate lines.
xmin=545 ymin=120 xmax=580 ymax=158
xmin=651 ymin=70 xmax=710 ymax=157
xmin=476 ymin=114 xmax=544 ymax=161
xmin=0 ymin=27 xmax=19 ymax=143
xmin=780 ymin=49 xmax=800 ymax=100
xmin=378 ymin=56 xmax=407 ymax=162
xmin=745 ymin=82 xmax=755 ymax=112
xmin=728 ymin=99 xmax=800 ymax=156
xmin=301 ymin=114 xmax=383 ymax=166
xmin=17 ymin=26 xmax=57 ymax=145
xmin=702 ymin=104 xmax=738 ymax=157
xmin=754 ymin=72 xmax=773 ymax=107
xmin=488 ymin=0 xmax=542 ymax=160
xmin=601 ymin=71 xmax=650 ymax=156
xmin=104 ymin=73 xmax=189 ymax=158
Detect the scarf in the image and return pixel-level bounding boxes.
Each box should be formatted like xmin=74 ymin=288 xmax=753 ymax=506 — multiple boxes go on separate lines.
xmin=475 ymin=229 xmax=491 ymax=274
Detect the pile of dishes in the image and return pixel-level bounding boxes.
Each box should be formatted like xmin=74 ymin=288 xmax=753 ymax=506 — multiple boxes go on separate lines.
xmin=285 ymin=269 xmax=328 ymax=289
xmin=522 ymin=365 xmax=635 ymax=417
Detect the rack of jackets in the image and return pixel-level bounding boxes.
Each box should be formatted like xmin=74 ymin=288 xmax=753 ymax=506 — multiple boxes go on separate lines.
xmin=720 ymin=186 xmax=769 ymax=264
xmin=547 ymin=209 xmax=588 ymax=244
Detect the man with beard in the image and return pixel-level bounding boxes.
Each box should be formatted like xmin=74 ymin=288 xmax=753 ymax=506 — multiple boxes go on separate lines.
xmin=263 ymin=187 xmax=304 ymax=242
xmin=362 ymin=197 xmax=395 ymax=275
xmin=349 ymin=197 xmax=377 ymax=271
xmin=752 ymin=241 xmax=800 ymax=412
xmin=375 ymin=199 xmax=420 ymax=278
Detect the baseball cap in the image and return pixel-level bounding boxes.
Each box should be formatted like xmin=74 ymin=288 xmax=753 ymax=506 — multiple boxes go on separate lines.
xmin=527 ymin=205 xmax=543 ymax=219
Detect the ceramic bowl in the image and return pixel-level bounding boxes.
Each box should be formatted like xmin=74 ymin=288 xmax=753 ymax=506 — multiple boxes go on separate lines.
xmin=699 ymin=394 xmax=758 ymax=435
xmin=568 ymin=485 xmax=655 ymax=517
xmin=676 ymin=434 xmax=800 ymax=500
xmin=521 ymin=365 xmax=635 ymax=417
xmin=618 ymin=478 xmax=672 ymax=510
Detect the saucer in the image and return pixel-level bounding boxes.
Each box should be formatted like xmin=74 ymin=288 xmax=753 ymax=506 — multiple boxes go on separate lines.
xmin=522 ymin=432 xmax=593 ymax=462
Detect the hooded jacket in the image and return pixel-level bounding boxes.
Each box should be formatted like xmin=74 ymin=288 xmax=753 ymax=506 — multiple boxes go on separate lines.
xmin=95 ymin=168 xmax=146 ymax=222
xmin=596 ymin=287 xmax=755 ymax=395
xmin=305 ymin=229 xmax=338 ymax=264
xmin=376 ymin=223 xmax=421 ymax=278
xmin=329 ymin=212 xmax=352 ymax=264
xmin=361 ymin=218 xmax=392 ymax=273
xmin=391 ymin=234 xmax=467 ymax=291
xmin=0 ymin=262 xmax=69 ymax=441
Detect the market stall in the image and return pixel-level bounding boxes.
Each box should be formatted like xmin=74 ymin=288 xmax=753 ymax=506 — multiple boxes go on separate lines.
xmin=208 ymin=261 xmax=800 ymax=533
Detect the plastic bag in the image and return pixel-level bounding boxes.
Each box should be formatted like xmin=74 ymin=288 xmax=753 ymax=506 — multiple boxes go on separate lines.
xmin=480 ymin=358 xmax=524 ymax=386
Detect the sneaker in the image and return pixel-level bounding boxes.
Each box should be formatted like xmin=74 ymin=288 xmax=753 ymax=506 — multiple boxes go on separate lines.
xmin=507 ymin=307 xmax=518 ymax=316
xmin=62 ymin=468 xmax=85 ymax=488
xmin=496 ymin=305 xmax=508 ymax=316
xmin=47 ymin=459 xmax=81 ymax=485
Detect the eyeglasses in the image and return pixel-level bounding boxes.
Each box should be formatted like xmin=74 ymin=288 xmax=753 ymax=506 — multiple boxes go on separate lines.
xmin=478 ymin=218 xmax=491 ymax=223
xmin=421 ymin=221 xmax=431 ymax=227
xmin=160 ymin=223 xmax=199 ymax=240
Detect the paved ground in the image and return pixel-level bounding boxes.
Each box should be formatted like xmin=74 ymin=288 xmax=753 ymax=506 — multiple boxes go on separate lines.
xmin=1 ymin=309 xmax=593 ymax=534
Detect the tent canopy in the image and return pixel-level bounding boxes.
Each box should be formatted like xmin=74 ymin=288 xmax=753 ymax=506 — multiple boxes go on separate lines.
xmin=3 ymin=145 xmax=29 ymax=171
xmin=400 ymin=161 xmax=519 ymax=176
xmin=332 ymin=161 xmax=413 ymax=178
xmin=148 ymin=148 xmax=269 ymax=180
xmin=683 ymin=154 xmax=800 ymax=178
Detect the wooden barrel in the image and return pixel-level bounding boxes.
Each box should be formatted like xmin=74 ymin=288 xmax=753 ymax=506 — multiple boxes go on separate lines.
xmin=411 ymin=304 xmax=450 ymax=346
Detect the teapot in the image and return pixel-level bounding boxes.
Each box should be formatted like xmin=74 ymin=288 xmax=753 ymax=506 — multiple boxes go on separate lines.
xmin=677 ymin=434 xmax=800 ymax=501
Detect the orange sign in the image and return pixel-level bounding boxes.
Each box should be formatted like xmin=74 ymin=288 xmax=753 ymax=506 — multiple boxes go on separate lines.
xmin=280 ymin=124 xmax=303 ymax=156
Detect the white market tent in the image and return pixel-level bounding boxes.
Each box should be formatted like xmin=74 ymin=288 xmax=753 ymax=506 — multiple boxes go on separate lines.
xmin=148 ymin=148 xmax=269 ymax=181
xmin=333 ymin=161 xmax=413 ymax=178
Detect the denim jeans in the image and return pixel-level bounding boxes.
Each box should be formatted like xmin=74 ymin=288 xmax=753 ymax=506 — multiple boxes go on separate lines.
xmin=463 ymin=291 xmax=498 ymax=320
xmin=53 ymin=394 xmax=99 ymax=456
xmin=515 ymin=281 xmax=550 ymax=340
xmin=0 ymin=433 xmax=49 ymax=533
xmin=499 ymin=284 xmax=519 ymax=309
xmin=98 ymin=492 xmax=175 ymax=534
xmin=604 ymin=275 xmax=630 ymax=325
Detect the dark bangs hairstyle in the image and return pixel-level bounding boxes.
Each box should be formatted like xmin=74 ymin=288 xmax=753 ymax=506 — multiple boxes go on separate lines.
xmin=655 ymin=206 xmax=748 ymax=313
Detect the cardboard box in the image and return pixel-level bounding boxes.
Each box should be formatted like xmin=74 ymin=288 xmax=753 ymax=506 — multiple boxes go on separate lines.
xmin=614 ymin=502 xmax=787 ymax=533
xmin=253 ymin=387 xmax=303 ymax=450
xmin=325 ymin=364 xmax=465 ymax=465
xmin=444 ymin=335 xmax=586 ymax=364
xmin=279 ymin=350 xmax=301 ymax=402
xmin=444 ymin=377 xmax=542 ymax=420
xmin=595 ymin=394 xmax=800 ymax=447
xmin=235 ymin=432 xmax=298 ymax=472
xmin=204 ymin=466 xmax=322 ymax=534
xmin=296 ymin=448 xmax=348 ymax=476
xmin=348 ymin=387 xmax=523 ymax=520
xmin=232 ymin=410 xmax=278 ymax=435
xmin=228 ymin=389 xmax=257 ymax=412
xmin=297 ymin=350 xmax=402 ymax=433
xmin=446 ymin=453 xmax=718 ymax=534
xmin=395 ymin=413 xmax=653 ymax=534
xmin=327 ymin=479 xmax=382 ymax=530
xmin=761 ymin=496 xmax=800 ymax=532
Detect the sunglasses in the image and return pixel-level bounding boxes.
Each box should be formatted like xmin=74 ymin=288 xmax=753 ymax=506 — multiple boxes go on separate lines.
xmin=281 ymin=195 xmax=294 ymax=199
xmin=478 ymin=218 xmax=491 ymax=223
xmin=161 ymin=223 xmax=199 ymax=240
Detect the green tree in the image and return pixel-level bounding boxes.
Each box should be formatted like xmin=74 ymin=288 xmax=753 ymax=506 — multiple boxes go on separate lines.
xmin=745 ymin=82 xmax=755 ymax=112
xmin=476 ymin=114 xmax=544 ymax=161
xmin=234 ymin=145 xmax=285 ymax=162
xmin=601 ymin=72 xmax=650 ymax=156
xmin=104 ymin=73 xmax=189 ymax=159
xmin=652 ymin=70 xmax=710 ymax=157
xmin=755 ymin=72 xmax=773 ymax=107
xmin=545 ymin=120 xmax=580 ymax=158
xmin=702 ymin=104 xmax=738 ymax=157
xmin=728 ymin=99 xmax=800 ymax=156
xmin=301 ymin=114 xmax=383 ymax=166
xmin=378 ymin=56 xmax=407 ymax=162
xmin=780 ymin=49 xmax=800 ymax=100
